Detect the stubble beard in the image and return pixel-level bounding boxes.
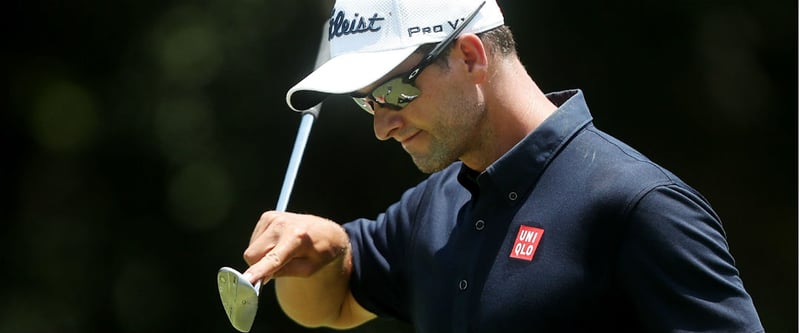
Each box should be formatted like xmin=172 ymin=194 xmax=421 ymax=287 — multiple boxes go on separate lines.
xmin=411 ymin=98 xmax=487 ymax=174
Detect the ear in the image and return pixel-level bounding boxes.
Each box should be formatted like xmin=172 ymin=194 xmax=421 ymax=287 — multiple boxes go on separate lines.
xmin=453 ymin=34 xmax=489 ymax=84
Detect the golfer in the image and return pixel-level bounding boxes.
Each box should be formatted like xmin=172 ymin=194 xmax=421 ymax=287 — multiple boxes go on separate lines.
xmin=243 ymin=0 xmax=764 ymax=331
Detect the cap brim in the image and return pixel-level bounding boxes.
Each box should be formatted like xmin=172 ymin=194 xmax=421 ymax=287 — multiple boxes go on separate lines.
xmin=286 ymin=46 xmax=418 ymax=111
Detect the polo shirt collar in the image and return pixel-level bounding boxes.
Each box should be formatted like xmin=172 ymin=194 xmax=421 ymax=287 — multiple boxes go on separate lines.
xmin=457 ymin=89 xmax=593 ymax=200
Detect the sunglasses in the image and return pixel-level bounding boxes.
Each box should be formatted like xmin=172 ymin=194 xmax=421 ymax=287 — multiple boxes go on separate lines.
xmin=351 ymin=1 xmax=487 ymax=114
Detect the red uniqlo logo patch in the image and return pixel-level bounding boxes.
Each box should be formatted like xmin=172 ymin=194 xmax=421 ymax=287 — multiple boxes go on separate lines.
xmin=509 ymin=225 xmax=544 ymax=261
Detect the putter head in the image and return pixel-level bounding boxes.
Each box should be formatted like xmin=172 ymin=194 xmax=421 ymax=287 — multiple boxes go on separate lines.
xmin=218 ymin=267 xmax=261 ymax=332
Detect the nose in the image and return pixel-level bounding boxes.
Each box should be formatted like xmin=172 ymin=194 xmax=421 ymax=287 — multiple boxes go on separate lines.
xmin=372 ymin=105 xmax=403 ymax=141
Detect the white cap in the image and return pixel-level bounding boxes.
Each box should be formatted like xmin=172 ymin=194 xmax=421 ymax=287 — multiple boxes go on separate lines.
xmin=286 ymin=0 xmax=505 ymax=111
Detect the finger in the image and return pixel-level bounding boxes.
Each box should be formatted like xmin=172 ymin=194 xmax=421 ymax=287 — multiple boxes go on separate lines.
xmin=244 ymin=234 xmax=304 ymax=284
xmin=243 ymin=231 xmax=279 ymax=266
xmin=243 ymin=213 xmax=288 ymax=266
xmin=249 ymin=211 xmax=278 ymax=244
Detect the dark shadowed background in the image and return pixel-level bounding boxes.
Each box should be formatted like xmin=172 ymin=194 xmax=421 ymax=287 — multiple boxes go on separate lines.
xmin=1 ymin=0 xmax=797 ymax=332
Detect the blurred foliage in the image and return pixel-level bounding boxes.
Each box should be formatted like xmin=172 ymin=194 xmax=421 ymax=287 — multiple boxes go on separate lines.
xmin=1 ymin=0 xmax=796 ymax=332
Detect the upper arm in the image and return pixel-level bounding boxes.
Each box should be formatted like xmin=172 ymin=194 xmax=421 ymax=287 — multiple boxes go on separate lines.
xmin=618 ymin=184 xmax=762 ymax=332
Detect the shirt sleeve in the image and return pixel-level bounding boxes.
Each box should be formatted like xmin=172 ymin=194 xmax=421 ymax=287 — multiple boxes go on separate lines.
xmin=617 ymin=184 xmax=763 ymax=333
xmin=342 ymin=181 xmax=426 ymax=322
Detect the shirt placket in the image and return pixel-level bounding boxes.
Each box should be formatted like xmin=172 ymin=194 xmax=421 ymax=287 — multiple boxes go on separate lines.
xmin=451 ymin=192 xmax=498 ymax=332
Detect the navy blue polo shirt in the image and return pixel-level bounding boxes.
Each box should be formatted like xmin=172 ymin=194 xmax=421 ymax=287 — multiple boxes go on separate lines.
xmin=343 ymin=90 xmax=763 ymax=333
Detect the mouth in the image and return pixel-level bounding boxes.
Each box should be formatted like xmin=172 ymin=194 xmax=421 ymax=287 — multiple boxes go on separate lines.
xmin=399 ymin=130 xmax=421 ymax=149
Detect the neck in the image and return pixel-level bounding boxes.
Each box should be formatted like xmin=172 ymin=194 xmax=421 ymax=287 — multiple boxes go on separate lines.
xmin=461 ymin=55 xmax=557 ymax=172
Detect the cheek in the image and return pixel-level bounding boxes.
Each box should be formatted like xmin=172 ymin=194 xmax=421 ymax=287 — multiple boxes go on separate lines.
xmin=417 ymin=73 xmax=456 ymax=109
xmin=411 ymin=66 xmax=477 ymax=126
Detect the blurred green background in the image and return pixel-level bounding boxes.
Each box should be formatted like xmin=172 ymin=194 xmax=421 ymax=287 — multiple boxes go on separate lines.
xmin=1 ymin=0 xmax=796 ymax=332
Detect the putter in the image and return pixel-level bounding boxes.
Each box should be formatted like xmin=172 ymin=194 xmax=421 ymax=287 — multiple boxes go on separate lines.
xmin=217 ymin=21 xmax=330 ymax=332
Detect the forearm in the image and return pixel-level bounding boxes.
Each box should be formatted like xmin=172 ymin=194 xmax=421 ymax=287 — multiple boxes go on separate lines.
xmin=244 ymin=212 xmax=375 ymax=328
xmin=274 ymin=243 xmax=354 ymax=328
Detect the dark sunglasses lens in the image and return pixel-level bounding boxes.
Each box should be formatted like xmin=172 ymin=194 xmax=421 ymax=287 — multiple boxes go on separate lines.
xmin=373 ymin=77 xmax=421 ymax=109
xmin=352 ymin=97 xmax=373 ymax=114
xmin=352 ymin=70 xmax=423 ymax=114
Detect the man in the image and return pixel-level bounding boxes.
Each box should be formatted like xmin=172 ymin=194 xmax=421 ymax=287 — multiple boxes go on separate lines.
xmin=243 ymin=0 xmax=763 ymax=331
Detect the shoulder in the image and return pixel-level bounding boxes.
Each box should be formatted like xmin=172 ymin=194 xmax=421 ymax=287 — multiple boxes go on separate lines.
xmin=536 ymin=122 xmax=715 ymax=225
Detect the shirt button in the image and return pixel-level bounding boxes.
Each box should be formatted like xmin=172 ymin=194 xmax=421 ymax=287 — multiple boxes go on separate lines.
xmin=474 ymin=220 xmax=485 ymax=231
xmin=458 ymin=279 xmax=468 ymax=291
xmin=508 ymin=191 xmax=518 ymax=201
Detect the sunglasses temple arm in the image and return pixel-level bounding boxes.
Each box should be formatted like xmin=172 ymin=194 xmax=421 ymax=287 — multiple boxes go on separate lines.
xmin=422 ymin=1 xmax=486 ymax=65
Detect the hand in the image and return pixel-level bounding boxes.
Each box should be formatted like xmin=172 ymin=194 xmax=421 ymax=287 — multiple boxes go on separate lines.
xmin=242 ymin=211 xmax=350 ymax=285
